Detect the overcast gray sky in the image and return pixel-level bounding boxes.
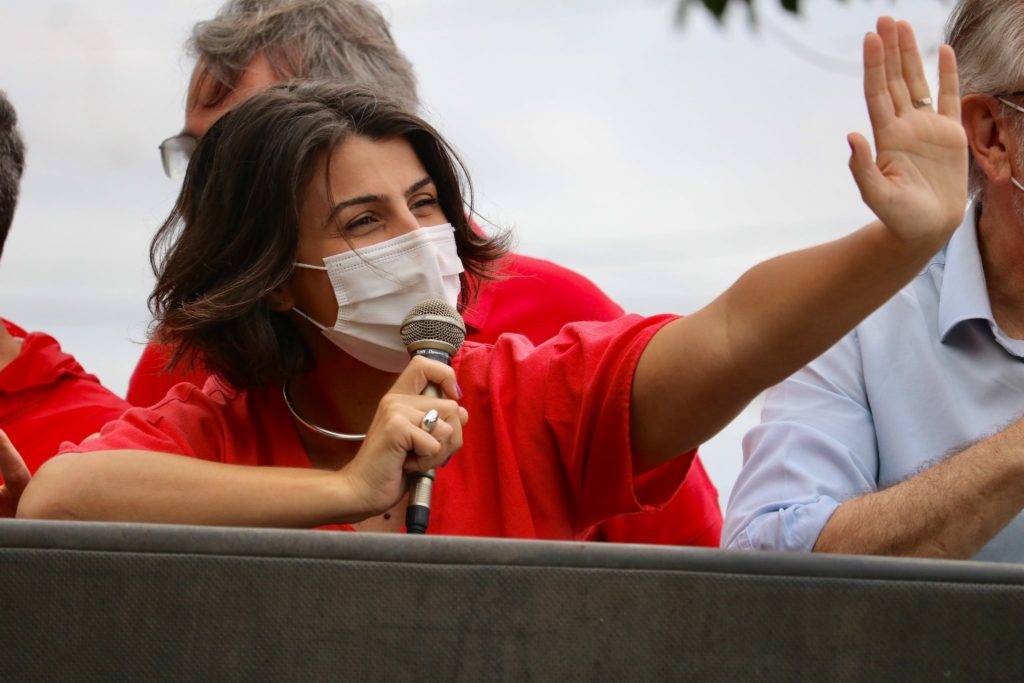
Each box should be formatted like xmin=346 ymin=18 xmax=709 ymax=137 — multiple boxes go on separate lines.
xmin=0 ymin=0 xmax=955 ymax=508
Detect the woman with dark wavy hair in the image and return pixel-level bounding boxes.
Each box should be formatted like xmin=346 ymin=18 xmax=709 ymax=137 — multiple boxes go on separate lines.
xmin=18 ymin=19 xmax=968 ymax=536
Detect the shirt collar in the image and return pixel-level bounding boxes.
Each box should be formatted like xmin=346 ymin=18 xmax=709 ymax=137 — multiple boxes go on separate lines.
xmin=937 ymin=205 xmax=994 ymax=343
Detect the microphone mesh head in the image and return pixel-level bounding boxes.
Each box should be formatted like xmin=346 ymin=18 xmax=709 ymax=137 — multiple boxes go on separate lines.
xmin=400 ymin=299 xmax=467 ymax=351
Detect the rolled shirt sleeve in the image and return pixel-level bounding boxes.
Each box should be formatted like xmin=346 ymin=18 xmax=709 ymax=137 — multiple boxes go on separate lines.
xmin=723 ymin=330 xmax=880 ymax=551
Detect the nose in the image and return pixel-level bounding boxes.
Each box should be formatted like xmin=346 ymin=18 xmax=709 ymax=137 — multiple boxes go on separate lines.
xmin=392 ymin=205 xmax=423 ymax=235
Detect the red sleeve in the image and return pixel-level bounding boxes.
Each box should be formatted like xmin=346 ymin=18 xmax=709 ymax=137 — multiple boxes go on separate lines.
xmin=0 ymin=325 xmax=129 ymax=474
xmin=586 ymin=457 xmax=723 ymax=546
xmin=546 ymin=315 xmax=693 ymax=525
xmin=126 ymin=342 xmax=211 ymax=407
xmin=458 ymin=314 xmax=694 ymax=531
xmin=60 ymin=383 xmax=226 ymax=462
xmin=3 ymin=379 xmax=128 ymax=474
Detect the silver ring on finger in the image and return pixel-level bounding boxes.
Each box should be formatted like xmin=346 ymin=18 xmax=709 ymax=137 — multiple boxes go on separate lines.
xmin=420 ymin=408 xmax=440 ymax=433
xmin=912 ymin=96 xmax=933 ymax=109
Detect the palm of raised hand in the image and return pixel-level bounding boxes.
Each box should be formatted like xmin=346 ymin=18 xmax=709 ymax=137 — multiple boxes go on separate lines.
xmin=851 ymin=17 xmax=968 ymax=243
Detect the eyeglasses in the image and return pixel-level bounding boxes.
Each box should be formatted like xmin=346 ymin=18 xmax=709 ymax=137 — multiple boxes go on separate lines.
xmin=994 ymin=90 xmax=1024 ymax=114
xmin=158 ymin=134 xmax=198 ymax=179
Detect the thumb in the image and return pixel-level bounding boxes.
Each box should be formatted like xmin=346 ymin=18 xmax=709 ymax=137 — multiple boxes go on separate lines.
xmin=847 ymin=132 xmax=887 ymax=208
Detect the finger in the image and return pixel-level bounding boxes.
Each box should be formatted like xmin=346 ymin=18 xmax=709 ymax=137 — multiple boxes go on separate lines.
xmin=936 ymin=44 xmax=961 ymax=121
xmin=440 ymin=408 xmax=469 ymax=468
xmin=403 ymin=418 xmax=442 ymax=461
xmin=392 ymin=355 xmax=460 ymax=400
xmin=400 ymin=396 xmax=462 ymax=423
xmin=420 ymin=401 xmax=462 ymax=452
xmin=863 ymin=31 xmax=895 ymax=131
xmin=0 ymin=429 xmax=30 ymax=497
xmin=403 ymin=401 xmax=456 ymax=448
xmin=847 ymin=132 xmax=887 ymax=208
xmin=878 ymin=16 xmax=912 ymax=115
xmin=410 ymin=404 xmax=463 ymax=472
xmin=403 ymin=427 xmax=445 ymax=473
xmin=439 ymin=406 xmax=463 ymax=450
xmin=897 ymin=21 xmax=931 ymax=106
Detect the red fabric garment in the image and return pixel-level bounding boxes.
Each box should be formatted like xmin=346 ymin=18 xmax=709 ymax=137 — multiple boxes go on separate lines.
xmin=125 ymin=253 xmax=723 ymax=546
xmin=0 ymin=319 xmax=129 ymax=474
xmin=68 ymin=315 xmax=694 ymax=539
xmin=585 ymin=458 xmax=721 ymax=545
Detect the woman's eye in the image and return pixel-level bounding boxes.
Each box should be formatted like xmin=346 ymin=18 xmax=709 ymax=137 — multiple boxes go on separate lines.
xmin=345 ymin=214 xmax=379 ymax=232
xmin=411 ymin=196 xmax=438 ymax=211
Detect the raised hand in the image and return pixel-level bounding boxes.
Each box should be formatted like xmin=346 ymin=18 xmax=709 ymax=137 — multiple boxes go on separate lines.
xmin=0 ymin=429 xmax=30 ymax=518
xmin=849 ymin=17 xmax=968 ymax=243
xmin=342 ymin=355 xmax=468 ymax=516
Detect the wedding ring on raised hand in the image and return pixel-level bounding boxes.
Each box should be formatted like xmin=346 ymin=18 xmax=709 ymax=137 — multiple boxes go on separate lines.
xmin=913 ymin=96 xmax=933 ymax=109
xmin=420 ymin=409 xmax=440 ymax=433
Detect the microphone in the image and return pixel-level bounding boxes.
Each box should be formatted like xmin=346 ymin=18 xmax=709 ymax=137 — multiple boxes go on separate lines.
xmin=400 ymin=299 xmax=466 ymax=534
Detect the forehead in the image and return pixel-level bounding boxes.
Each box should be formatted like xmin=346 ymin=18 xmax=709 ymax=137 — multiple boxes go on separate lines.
xmin=318 ymin=135 xmax=430 ymax=198
xmin=184 ymin=53 xmax=281 ymax=138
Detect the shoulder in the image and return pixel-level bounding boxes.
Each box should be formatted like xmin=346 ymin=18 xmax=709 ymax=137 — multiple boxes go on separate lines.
xmin=2 ymin=318 xmax=27 ymax=337
xmin=0 ymin=324 xmax=111 ymax=394
xmin=63 ymin=377 xmax=256 ymax=459
xmin=499 ymin=253 xmax=622 ymax=312
xmin=127 ymin=340 xmax=211 ymax=407
xmin=456 ymin=313 xmax=677 ymax=384
xmin=467 ymin=253 xmax=625 ymax=345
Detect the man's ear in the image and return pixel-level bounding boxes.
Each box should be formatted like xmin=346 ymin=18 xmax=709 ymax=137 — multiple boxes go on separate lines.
xmin=963 ymin=94 xmax=1014 ymax=183
xmin=266 ymin=281 xmax=295 ymax=313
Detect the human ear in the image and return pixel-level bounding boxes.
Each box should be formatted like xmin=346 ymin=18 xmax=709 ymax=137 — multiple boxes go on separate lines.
xmin=265 ymin=281 xmax=295 ymax=313
xmin=963 ymin=94 xmax=1013 ymax=182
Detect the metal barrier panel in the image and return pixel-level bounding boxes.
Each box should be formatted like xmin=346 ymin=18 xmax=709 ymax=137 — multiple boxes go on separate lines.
xmin=1 ymin=520 xmax=1023 ymax=681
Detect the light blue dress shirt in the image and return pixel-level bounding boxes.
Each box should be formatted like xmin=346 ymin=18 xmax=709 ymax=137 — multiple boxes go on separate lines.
xmin=723 ymin=206 xmax=1024 ymax=562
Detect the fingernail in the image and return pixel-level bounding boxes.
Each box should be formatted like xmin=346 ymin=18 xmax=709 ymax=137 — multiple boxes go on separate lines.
xmin=456 ymin=382 xmax=464 ymax=399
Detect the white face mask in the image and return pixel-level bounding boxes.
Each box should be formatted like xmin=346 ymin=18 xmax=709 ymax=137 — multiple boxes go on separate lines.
xmin=292 ymin=223 xmax=464 ymax=372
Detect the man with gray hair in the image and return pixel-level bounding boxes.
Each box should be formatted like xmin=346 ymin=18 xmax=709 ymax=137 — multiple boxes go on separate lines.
xmin=127 ymin=0 xmax=724 ymax=546
xmin=724 ymin=0 xmax=1024 ymax=561
xmin=0 ymin=90 xmax=127 ymax=501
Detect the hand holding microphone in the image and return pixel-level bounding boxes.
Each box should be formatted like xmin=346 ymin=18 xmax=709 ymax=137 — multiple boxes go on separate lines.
xmin=344 ymin=350 xmax=466 ymax=522
xmin=337 ymin=299 xmax=465 ymax=530
xmin=400 ymin=299 xmax=467 ymax=534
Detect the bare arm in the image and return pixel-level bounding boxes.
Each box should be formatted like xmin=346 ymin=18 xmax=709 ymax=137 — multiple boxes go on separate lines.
xmin=814 ymin=418 xmax=1024 ymax=559
xmin=631 ymin=19 xmax=968 ymax=466
xmin=17 ymin=449 xmax=382 ymax=527
xmin=17 ymin=357 xmax=467 ymax=526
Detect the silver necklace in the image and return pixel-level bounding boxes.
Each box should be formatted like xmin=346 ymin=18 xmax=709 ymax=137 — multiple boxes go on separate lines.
xmin=282 ymin=383 xmax=367 ymax=442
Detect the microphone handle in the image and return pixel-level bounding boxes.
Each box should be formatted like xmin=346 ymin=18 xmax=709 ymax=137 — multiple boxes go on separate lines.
xmin=406 ymin=348 xmax=451 ymax=534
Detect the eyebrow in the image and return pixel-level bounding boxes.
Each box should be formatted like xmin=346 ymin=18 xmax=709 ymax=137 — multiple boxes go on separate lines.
xmin=328 ymin=176 xmax=435 ymax=218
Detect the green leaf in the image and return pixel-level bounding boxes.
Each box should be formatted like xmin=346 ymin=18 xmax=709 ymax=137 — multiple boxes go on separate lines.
xmin=703 ymin=0 xmax=729 ymax=22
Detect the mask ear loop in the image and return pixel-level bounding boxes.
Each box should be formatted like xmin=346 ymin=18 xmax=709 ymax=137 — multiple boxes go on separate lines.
xmin=288 ymin=263 xmax=332 ymax=331
xmin=291 ymin=306 xmax=328 ymax=332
